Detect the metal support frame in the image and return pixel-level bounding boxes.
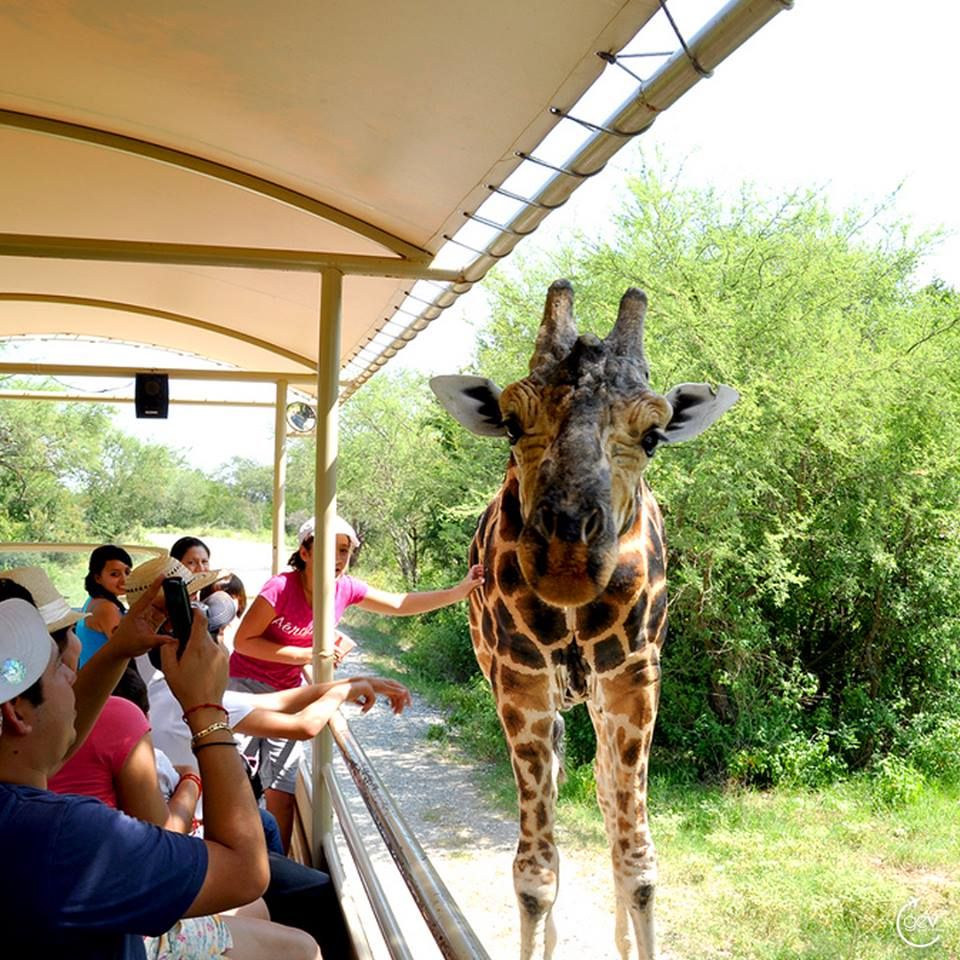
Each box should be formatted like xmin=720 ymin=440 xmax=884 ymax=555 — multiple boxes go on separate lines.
xmin=0 ymin=361 xmax=317 ymax=384
xmin=0 ymin=293 xmax=317 ymax=370
xmin=0 ymin=390 xmax=275 ymax=408
xmin=272 ymin=381 xmax=289 ymax=577
xmin=0 ymin=233 xmax=462 ymax=280
xmin=340 ymin=0 xmax=792 ymax=399
xmin=312 ymin=268 xmax=342 ymax=859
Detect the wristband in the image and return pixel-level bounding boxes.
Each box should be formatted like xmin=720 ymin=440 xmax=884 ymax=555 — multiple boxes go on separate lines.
xmin=190 ymin=721 xmax=232 ymax=747
xmin=191 ymin=740 xmax=238 ymax=755
xmin=177 ymin=772 xmax=203 ymax=798
xmin=182 ymin=703 xmax=228 ymax=722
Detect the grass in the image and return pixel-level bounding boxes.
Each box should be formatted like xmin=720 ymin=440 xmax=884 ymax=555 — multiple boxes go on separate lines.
xmin=649 ymin=777 xmax=959 ymax=959
xmin=344 ymin=613 xmax=960 ymax=958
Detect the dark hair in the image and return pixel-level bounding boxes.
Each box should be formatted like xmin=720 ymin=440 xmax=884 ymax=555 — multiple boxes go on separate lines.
xmin=0 ymin=578 xmax=34 ymax=606
xmin=17 ymin=678 xmax=45 ymax=708
xmin=289 ymin=536 xmax=312 ymax=571
xmin=84 ymin=545 xmax=133 ymax=611
xmin=170 ymin=537 xmax=210 ymax=563
xmin=201 ymin=573 xmax=247 ymax=617
xmin=111 ymin=661 xmax=149 ymax=716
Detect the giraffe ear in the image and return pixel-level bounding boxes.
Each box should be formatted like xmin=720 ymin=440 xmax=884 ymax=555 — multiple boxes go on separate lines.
xmin=662 ymin=383 xmax=739 ymax=444
xmin=430 ymin=375 xmax=507 ymax=438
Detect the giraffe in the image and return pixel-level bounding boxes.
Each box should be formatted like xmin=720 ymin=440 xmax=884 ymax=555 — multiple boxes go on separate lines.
xmin=430 ymin=280 xmax=737 ymax=960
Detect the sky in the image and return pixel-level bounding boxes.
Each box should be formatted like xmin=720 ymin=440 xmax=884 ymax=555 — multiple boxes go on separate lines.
xmin=4 ymin=0 xmax=956 ymax=471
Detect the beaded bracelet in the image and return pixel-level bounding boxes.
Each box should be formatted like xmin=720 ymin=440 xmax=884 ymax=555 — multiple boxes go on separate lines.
xmin=191 ymin=740 xmax=238 ymax=755
xmin=182 ymin=703 xmax=228 ymax=722
xmin=190 ymin=721 xmax=232 ymax=748
xmin=177 ymin=772 xmax=203 ymax=798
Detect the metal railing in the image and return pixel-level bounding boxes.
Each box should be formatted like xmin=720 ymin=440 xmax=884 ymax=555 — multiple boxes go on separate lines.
xmin=0 ymin=542 xmax=166 ymax=557
xmin=306 ymin=712 xmax=492 ymax=960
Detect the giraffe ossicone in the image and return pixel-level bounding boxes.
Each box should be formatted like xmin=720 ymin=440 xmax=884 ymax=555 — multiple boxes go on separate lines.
xmin=431 ymin=279 xmax=737 ymax=960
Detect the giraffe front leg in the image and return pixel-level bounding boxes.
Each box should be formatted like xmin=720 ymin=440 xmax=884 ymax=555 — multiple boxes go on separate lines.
xmin=495 ymin=674 xmax=560 ymax=960
xmin=511 ymin=734 xmax=559 ymax=960
xmin=589 ymin=701 xmax=635 ymax=960
xmin=596 ymin=656 xmax=661 ymax=960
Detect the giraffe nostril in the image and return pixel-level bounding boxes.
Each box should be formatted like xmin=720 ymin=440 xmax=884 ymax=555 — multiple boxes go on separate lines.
xmin=582 ymin=506 xmax=606 ymax=544
xmin=532 ymin=504 xmax=556 ymax=540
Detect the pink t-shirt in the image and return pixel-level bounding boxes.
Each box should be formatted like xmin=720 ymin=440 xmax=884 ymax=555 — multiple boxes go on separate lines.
xmin=48 ymin=696 xmax=150 ymax=808
xmin=229 ymin=571 xmax=368 ymax=690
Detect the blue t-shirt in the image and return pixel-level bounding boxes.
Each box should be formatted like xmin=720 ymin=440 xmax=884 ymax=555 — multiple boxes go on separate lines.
xmin=0 ymin=782 xmax=208 ymax=960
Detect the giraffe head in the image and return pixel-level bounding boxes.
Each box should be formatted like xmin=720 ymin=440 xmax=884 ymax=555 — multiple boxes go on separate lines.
xmin=432 ymin=280 xmax=737 ymax=606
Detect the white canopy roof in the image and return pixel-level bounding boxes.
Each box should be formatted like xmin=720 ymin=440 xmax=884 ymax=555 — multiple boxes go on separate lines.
xmin=0 ymin=0 xmax=789 ymax=397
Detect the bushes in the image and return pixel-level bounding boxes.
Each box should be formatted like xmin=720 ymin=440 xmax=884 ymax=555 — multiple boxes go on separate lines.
xmin=403 ymin=606 xmax=478 ymax=685
xmin=869 ymin=755 xmax=926 ymax=809
xmin=898 ymin=713 xmax=960 ymax=785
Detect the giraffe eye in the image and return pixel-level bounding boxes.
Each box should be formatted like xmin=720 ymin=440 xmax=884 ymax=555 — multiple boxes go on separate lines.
xmin=641 ymin=428 xmax=667 ymax=457
xmin=503 ymin=414 xmax=523 ymax=444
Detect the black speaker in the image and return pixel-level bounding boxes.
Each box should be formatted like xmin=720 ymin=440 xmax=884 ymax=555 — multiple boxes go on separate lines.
xmin=135 ymin=373 xmax=169 ymax=418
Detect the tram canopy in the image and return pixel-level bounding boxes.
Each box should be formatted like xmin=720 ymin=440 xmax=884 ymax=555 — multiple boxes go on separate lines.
xmin=0 ymin=0 xmax=789 ymax=397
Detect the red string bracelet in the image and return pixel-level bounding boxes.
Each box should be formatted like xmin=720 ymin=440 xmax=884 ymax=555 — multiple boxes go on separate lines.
xmin=178 ymin=772 xmax=203 ymax=798
xmin=182 ymin=703 xmax=228 ymax=722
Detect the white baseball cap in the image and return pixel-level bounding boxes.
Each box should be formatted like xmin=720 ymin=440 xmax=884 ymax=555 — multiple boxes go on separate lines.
xmin=0 ymin=599 xmax=56 ymax=704
xmin=298 ymin=515 xmax=360 ymax=549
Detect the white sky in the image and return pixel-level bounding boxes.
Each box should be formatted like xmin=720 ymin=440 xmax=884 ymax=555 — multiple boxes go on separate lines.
xmin=4 ymin=0 xmax=956 ymax=472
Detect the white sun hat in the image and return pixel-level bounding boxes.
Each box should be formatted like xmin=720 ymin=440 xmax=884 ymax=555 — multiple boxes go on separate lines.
xmin=123 ymin=555 xmax=221 ymax=605
xmin=0 ymin=567 xmax=85 ymax=634
xmin=0 ymin=599 xmax=56 ymax=704
xmin=298 ymin=515 xmax=360 ymax=549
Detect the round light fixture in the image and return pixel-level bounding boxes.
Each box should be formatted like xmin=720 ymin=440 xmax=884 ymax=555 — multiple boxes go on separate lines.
xmin=285 ymin=401 xmax=317 ymax=433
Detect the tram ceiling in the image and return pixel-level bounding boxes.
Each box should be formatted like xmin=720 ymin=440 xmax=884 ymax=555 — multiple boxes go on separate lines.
xmin=0 ymin=0 xmax=791 ymax=397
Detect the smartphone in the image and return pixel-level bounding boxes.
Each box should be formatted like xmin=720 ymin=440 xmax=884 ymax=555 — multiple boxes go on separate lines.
xmin=162 ymin=576 xmax=194 ymax=659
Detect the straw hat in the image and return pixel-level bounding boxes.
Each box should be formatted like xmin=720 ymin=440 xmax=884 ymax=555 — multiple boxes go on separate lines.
xmin=123 ymin=555 xmax=221 ymax=604
xmin=0 ymin=599 xmax=56 ymax=704
xmin=0 ymin=567 xmax=85 ymax=634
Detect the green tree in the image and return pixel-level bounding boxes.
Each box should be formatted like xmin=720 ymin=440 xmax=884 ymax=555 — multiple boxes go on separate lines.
xmin=0 ymin=395 xmax=108 ymax=542
xmin=335 ymin=370 xmax=476 ymax=588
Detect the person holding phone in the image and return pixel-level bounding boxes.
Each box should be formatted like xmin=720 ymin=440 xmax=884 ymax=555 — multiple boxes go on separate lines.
xmin=0 ymin=580 xmax=322 ymax=958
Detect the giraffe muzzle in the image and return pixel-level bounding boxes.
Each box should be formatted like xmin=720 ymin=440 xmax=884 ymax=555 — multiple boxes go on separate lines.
xmin=518 ymin=505 xmax=618 ymax=606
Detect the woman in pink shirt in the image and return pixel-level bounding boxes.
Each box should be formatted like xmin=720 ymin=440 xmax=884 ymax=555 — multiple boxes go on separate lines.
xmin=229 ymin=515 xmax=483 ymax=850
xmin=48 ymin=695 xmax=199 ymax=833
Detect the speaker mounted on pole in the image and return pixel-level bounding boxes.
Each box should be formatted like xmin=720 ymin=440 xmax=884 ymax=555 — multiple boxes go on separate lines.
xmin=135 ymin=373 xmax=169 ymax=419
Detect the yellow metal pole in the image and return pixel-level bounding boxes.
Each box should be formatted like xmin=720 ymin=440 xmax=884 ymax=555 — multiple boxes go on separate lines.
xmin=0 ymin=232 xmax=462 ymax=279
xmin=272 ymin=380 xmax=288 ymax=577
xmin=312 ymin=268 xmax=341 ymax=860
